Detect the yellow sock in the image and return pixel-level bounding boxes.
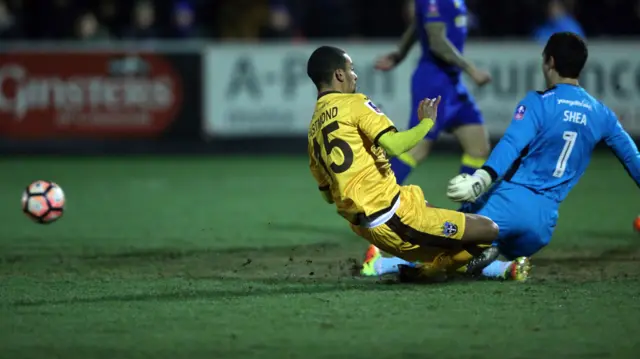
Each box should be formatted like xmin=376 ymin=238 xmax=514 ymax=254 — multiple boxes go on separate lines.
xmin=461 ymin=154 xmax=486 ymax=169
xmin=419 ymin=250 xmax=475 ymax=277
xmin=450 ymin=250 xmax=475 ymax=273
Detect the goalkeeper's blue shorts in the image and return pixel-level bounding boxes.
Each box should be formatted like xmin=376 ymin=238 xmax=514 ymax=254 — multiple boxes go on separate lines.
xmin=460 ymin=181 xmax=559 ymax=260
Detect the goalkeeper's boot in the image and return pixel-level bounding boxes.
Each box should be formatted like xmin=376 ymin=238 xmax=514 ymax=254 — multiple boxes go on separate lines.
xmin=503 ymin=257 xmax=531 ymax=282
xmin=360 ymin=245 xmax=382 ymax=276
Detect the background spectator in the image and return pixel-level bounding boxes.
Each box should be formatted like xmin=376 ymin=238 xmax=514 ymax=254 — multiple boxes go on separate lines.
xmin=0 ymin=0 xmax=22 ymax=39
xmin=122 ymin=0 xmax=158 ymax=39
xmin=75 ymin=11 xmax=110 ymax=41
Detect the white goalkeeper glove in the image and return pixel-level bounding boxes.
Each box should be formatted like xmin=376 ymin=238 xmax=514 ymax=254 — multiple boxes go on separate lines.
xmin=446 ymin=169 xmax=493 ymax=203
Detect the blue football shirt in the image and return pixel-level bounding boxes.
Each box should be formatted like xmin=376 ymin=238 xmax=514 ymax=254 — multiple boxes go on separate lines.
xmin=414 ymin=0 xmax=468 ymax=74
xmin=483 ymin=83 xmax=640 ymax=202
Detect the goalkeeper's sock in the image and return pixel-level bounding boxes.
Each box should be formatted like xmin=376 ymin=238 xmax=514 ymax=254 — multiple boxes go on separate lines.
xmin=390 ymin=153 xmax=417 ymax=184
xmin=460 ymin=153 xmax=486 ymax=175
xmin=378 ymin=256 xmax=414 ymax=275
xmin=481 ymin=260 xmax=512 ymax=278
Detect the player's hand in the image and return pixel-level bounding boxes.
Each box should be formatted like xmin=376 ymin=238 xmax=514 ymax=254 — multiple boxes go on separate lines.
xmin=446 ymin=169 xmax=492 ymax=203
xmin=418 ymin=96 xmax=441 ymax=122
xmin=469 ymin=68 xmax=492 ymax=87
xmin=374 ymin=52 xmax=402 ymax=71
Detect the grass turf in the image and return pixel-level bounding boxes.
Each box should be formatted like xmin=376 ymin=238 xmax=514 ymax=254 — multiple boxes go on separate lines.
xmin=1 ymin=152 xmax=639 ymax=359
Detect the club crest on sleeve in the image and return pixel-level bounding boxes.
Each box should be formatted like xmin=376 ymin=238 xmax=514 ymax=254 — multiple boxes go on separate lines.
xmin=442 ymin=221 xmax=458 ymax=237
xmin=365 ymin=100 xmax=383 ymax=115
xmin=514 ymin=105 xmax=526 ymax=120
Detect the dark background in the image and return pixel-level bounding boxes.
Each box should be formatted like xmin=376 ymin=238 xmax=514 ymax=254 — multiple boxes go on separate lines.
xmin=1 ymin=0 xmax=638 ymax=155
xmin=2 ymin=0 xmax=639 ymax=40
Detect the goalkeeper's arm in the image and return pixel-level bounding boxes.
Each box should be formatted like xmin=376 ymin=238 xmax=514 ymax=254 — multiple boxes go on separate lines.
xmin=377 ymin=119 xmax=434 ymax=157
xmin=604 ymin=111 xmax=640 ymax=188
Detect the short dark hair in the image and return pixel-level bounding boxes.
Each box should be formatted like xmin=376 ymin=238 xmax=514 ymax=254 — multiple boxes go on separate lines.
xmin=543 ymin=32 xmax=588 ymax=79
xmin=307 ymin=46 xmax=347 ymax=89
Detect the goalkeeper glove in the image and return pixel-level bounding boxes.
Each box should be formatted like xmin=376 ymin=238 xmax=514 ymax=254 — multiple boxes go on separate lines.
xmin=446 ymin=169 xmax=493 ymax=203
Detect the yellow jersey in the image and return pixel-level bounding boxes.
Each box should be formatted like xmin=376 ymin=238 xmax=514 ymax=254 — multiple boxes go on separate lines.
xmin=308 ymin=91 xmax=400 ymax=223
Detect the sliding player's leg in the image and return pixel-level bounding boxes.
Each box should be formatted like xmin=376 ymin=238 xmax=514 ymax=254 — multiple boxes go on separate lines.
xmin=356 ymin=185 xmax=498 ymax=281
xmin=413 ymin=212 xmax=501 ymax=279
xmin=360 ymin=236 xmax=486 ymax=282
xmin=362 ymin=196 xmax=497 ymax=277
xmin=365 ymin=243 xmax=531 ymax=280
xmin=361 ymin=244 xmax=414 ymax=276
xmin=363 ymin=184 xmax=533 ymax=280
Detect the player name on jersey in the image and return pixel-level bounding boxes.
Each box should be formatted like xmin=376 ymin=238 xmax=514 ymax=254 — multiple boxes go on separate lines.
xmin=309 ymin=106 xmax=338 ymax=137
xmin=563 ymin=110 xmax=587 ymax=125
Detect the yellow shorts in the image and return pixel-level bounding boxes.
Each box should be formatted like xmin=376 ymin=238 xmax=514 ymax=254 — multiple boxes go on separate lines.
xmin=350 ymin=185 xmax=467 ymax=264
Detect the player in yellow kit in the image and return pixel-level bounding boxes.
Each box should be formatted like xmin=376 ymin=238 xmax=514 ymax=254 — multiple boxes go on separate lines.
xmin=306 ymin=46 xmax=503 ymax=281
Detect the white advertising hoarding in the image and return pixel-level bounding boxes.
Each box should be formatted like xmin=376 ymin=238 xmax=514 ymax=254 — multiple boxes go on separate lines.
xmin=204 ymin=42 xmax=640 ymax=137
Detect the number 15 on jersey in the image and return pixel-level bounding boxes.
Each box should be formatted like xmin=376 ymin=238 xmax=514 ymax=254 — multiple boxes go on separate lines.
xmin=313 ymin=122 xmax=355 ymax=176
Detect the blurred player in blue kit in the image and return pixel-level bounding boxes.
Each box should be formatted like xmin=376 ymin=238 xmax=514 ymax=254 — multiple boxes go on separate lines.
xmin=375 ymin=0 xmax=492 ymax=182
xmin=363 ymin=32 xmax=640 ymax=280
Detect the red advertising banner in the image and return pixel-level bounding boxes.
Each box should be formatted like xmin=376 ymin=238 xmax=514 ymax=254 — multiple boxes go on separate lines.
xmin=0 ymin=52 xmax=183 ymax=138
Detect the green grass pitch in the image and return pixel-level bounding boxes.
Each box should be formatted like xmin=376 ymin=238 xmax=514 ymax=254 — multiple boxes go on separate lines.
xmin=1 ymin=152 xmax=639 ymax=359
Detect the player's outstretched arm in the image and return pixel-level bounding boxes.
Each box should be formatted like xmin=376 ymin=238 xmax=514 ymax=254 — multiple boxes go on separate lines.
xmin=378 ymin=120 xmax=434 ymax=157
xmin=377 ymin=97 xmax=440 ymax=156
xmin=604 ymin=111 xmax=640 ymax=188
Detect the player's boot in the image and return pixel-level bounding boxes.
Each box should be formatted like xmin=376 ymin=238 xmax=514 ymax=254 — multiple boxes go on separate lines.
xmin=398 ymin=252 xmax=452 ymax=283
xmin=360 ymin=244 xmax=382 ymax=276
xmin=464 ymin=246 xmax=500 ymax=276
xmin=503 ymin=257 xmax=531 ymax=281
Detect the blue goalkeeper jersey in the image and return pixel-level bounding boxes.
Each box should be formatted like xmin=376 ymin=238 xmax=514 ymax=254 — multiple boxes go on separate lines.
xmin=414 ymin=0 xmax=468 ymax=74
xmin=483 ymin=83 xmax=640 ymax=203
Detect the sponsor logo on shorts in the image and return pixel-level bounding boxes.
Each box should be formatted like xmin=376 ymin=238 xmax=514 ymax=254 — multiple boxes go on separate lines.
xmin=443 ymin=221 xmax=458 ymax=237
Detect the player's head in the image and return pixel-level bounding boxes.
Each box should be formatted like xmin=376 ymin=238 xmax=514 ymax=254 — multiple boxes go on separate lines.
xmin=542 ymin=32 xmax=588 ymax=87
xmin=307 ymin=46 xmax=357 ymax=94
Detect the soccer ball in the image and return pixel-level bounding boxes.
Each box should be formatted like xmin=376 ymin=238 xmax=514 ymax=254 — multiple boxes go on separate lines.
xmin=21 ymin=180 xmax=65 ymax=224
xmin=634 ymin=215 xmax=640 ymax=232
